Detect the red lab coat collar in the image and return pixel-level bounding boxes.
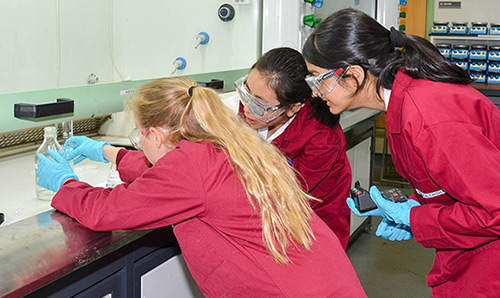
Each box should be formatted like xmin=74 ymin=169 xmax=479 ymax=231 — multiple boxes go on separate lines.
xmin=275 ymin=100 xmax=313 ymax=143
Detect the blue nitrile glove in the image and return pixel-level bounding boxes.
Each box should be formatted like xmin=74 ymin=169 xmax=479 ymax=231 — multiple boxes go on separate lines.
xmin=370 ymin=186 xmax=421 ymax=227
xmin=36 ymin=149 xmax=79 ymax=192
xmin=63 ymin=136 xmax=109 ymax=164
xmin=346 ymin=196 xmax=384 ymax=218
xmin=375 ymin=219 xmax=413 ymax=241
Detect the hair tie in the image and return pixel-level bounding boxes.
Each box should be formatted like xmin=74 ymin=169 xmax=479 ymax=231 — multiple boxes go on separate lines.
xmin=188 ymin=86 xmax=198 ymax=97
xmin=389 ymin=27 xmax=405 ymax=48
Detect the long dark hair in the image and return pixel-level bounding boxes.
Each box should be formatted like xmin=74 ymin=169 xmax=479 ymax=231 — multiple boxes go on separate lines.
xmin=303 ymin=8 xmax=472 ymax=95
xmin=253 ymin=47 xmax=339 ymax=128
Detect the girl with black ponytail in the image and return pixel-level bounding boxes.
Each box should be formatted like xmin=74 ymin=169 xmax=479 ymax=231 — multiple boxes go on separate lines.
xmin=303 ymin=8 xmax=500 ymax=297
xmin=236 ymin=47 xmax=353 ymax=249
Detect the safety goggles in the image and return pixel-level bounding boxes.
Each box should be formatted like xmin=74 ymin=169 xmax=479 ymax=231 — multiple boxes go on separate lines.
xmin=305 ymin=66 xmax=349 ymax=98
xmin=129 ymin=128 xmax=149 ymax=150
xmin=234 ymin=75 xmax=289 ymax=123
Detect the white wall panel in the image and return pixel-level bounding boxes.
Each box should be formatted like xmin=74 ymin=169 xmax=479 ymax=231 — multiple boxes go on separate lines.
xmin=0 ymin=0 xmax=261 ymax=94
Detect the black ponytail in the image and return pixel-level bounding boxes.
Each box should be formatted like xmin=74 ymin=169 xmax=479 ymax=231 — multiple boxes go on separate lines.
xmin=254 ymin=47 xmax=339 ymax=128
xmin=303 ymin=8 xmax=472 ymax=94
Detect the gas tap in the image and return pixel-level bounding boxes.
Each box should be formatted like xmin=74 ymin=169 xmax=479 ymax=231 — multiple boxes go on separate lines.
xmin=195 ymin=32 xmax=210 ymax=49
xmin=171 ymin=57 xmax=187 ymax=74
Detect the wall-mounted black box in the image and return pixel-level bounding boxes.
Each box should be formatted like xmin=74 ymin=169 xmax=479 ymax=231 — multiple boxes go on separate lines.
xmin=14 ymin=98 xmax=74 ymax=119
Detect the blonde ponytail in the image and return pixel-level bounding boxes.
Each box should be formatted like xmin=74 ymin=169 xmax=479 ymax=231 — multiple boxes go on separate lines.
xmin=130 ymin=77 xmax=319 ymax=263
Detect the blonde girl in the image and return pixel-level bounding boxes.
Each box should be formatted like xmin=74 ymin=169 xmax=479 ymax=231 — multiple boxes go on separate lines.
xmin=36 ymin=77 xmax=366 ymax=297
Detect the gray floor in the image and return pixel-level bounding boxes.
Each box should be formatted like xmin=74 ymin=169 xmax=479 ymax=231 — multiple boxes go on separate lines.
xmin=345 ymin=156 xmax=435 ymax=297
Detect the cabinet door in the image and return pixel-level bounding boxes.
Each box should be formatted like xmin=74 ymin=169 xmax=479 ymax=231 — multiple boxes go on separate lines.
xmin=73 ymin=268 xmax=126 ymax=298
xmin=141 ymin=254 xmax=204 ymax=298
xmin=347 ymin=137 xmax=372 ymax=234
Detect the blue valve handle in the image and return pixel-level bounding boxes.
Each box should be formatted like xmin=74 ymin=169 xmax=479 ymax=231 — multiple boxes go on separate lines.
xmin=197 ymin=32 xmax=210 ymax=45
xmin=174 ymin=57 xmax=187 ymax=70
xmin=304 ymin=0 xmax=323 ymax=8
xmin=313 ymin=0 xmax=323 ymax=8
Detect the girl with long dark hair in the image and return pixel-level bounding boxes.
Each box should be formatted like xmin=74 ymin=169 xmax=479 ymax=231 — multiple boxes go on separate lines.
xmin=236 ymin=47 xmax=352 ymax=249
xmin=303 ymin=8 xmax=500 ymax=297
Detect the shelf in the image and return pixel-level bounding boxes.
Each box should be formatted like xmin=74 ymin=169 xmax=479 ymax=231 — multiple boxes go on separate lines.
xmin=430 ymin=35 xmax=500 ymax=47
xmin=430 ymin=35 xmax=500 ymax=86
xmin=471 ymin=82 xmax=500 ymax=91
xmin=430 ymin=35 xmax=500 ymax=42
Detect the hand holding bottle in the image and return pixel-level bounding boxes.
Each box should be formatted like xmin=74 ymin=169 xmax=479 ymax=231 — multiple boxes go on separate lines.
xmin=36 ymin=149 xmax=79 ymax=192
xmin=63 ymin=136 xmax=110 ymax=164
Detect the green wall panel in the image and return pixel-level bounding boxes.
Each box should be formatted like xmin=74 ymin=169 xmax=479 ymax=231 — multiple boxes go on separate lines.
xmin=1 ymin=69 xmax=248 ymax=133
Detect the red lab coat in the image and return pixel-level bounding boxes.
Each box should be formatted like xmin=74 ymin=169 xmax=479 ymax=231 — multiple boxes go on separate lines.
xmin=240 ymin=101 xmax=352 ymax=249
xmin=387 ymin=71 xmax=500 ymax=296
xmin=51 ymin=141 xmax=366 ymax=298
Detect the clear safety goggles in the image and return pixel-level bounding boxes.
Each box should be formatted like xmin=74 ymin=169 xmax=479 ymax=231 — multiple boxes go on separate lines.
xmin=129 ymin=128 xmax=149 ymax=150
xmin=234 ymin=75 xmax=289 ymax=123
xmin=305 ymin=67 xmax=349 ymax=98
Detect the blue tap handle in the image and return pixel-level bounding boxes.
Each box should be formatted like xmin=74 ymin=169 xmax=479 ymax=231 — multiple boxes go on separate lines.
xmin=175 ymin=57 xmax=187 ymax=70
xmin=197 ymin=32 xmax=210 ymax=45
xmin=313 ymin=0 xmax=323 ymax=8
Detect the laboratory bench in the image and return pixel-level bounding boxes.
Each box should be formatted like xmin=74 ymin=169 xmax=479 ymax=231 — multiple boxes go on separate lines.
xmin=0 ymin=213 xmax=179 ymax=298
xmin=0 ymin=93 xmax=379 ymax=297
xmin=0 ymin=149 xmax=202 ymax=298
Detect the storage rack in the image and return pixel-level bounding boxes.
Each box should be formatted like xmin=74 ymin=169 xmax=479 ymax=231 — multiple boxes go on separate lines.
xmin=430 ymin=34 xmax=500 ymax=108
xmin=430 ymin=34 xmax=500 ymax=84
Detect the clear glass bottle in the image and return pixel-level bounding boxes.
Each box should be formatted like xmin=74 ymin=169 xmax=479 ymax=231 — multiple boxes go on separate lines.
xmin=35 ymin=126 xmax=62 ymax=201
xmin=61 ymin=120 xmax=73 ymax=161
xmin=62 ymin=120 xmax=73 ymax=145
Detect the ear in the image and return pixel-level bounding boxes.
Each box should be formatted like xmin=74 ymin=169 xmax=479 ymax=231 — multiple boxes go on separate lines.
xmin=347 ymin=65 xmax=365 ymax=86
xmin=149 ymin=127 xmax=167 ymax=149
xmin=285 ymin=102 xmax=303 ymax=117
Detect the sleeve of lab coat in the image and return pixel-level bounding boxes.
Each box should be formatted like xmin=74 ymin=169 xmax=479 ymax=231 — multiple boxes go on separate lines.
xmin=115 ymin=149 xmax=152 ymax=183
xmin=411 ymin=122 xmax=500 ymax=249
xmin=294 ymin=129 xmax=347 ymax=207
xmin=52 ymin=147 xmax=205 ymax=231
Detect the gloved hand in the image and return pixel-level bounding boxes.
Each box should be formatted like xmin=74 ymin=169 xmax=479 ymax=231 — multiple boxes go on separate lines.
xmin=36 ymin=149 xmax=79 ymax=192
xmin=346 ymin=196 xmax=384 ymax=218
xmin=370 ymin=186 xmax=421 ymax=226
xmin=63 ymin=136 xmax=109 ymax=164
xmin=375 ymin=219 xmax=413 ymax=241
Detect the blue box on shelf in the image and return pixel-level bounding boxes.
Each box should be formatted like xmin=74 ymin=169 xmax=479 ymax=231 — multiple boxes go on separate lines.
xmin=469 ymin=45 xmax=488 ymax=60
xmin=490 ymin=23 xmax=500 ymax=35
xmin=487 ymin=74 xmax=500 ymax=84
xmin=431 ymin=22 xmax=449 ymax=34
xmin=488 ymin=46 xmax=500 ymax=61
xmin=469 ymin=60 xmax=487 ymax=71
xmin=451 ymin=44 xmax=469 ymax=59
xmin=436 ymin=43 xmax=451 ymax=58
xmin=470 ymin=22 xmax=488 ymax=35
xmin=452 ymin=59 xmax=469 ymax=70
xmin=450 ymin=22 xmax=468 ymax=34
xmin=470 ymin=72 xmax=486 ymax=83
xmin=488 ymin=62 xmax=500 ymax=73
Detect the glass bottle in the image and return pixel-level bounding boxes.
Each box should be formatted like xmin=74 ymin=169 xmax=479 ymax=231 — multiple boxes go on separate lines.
xmin=35 ymin=126 xmax=62 ymax=201
xmin=62 ymin=120 xmax=73 ymax=145
xmin=61 ymin=120 xmax=73 ymax=161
